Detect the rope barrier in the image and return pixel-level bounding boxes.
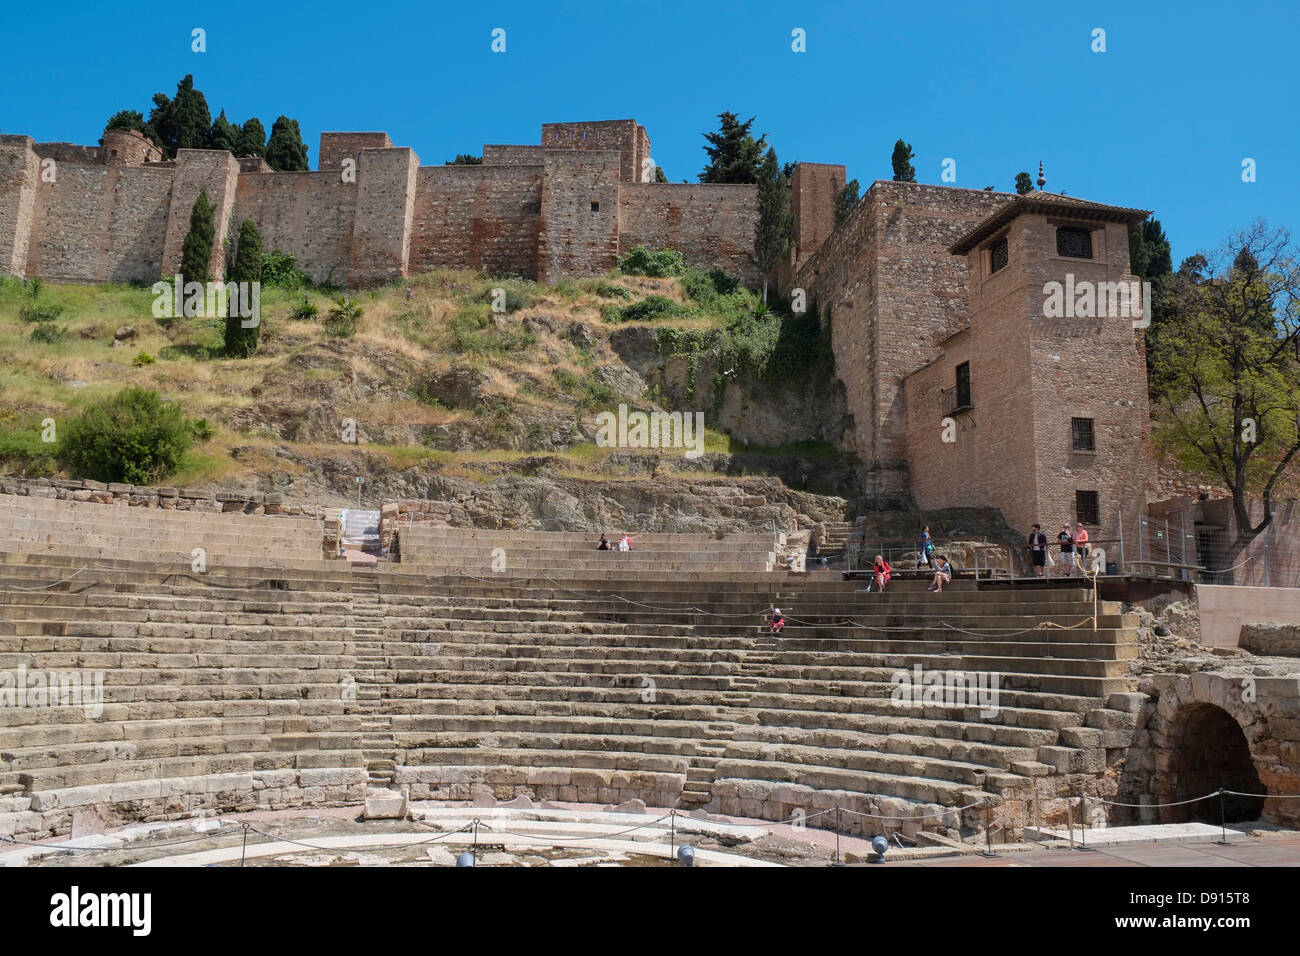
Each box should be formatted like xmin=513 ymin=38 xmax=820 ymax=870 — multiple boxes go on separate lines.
xmin=0 ymin=565 xmax=88 ymax=591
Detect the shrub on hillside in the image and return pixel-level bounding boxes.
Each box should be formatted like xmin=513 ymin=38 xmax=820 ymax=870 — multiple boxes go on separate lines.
xmin=291 ymin=299 xmax=319 ymax=320
xmin=595 ymin=281 xmax=634 ymax=300
xmin=603 ymin=294 xmax=683 ymax=323
xmin=323 ymin=297 xmax=363 ymax=338
xmin=59 ymin=387 xmax=195 ymax=484
xmin=19 ymin=302 xmax=64 ymax=323
xmin=29 ymin=323 xmax=67 ymax=344
xmin=617 ymin=245 xmax=686 ymax=278
xmin=261 ymin=249 xmax=311 ymax=288
xmin=682 ymin=267 xmax=741 ymax=304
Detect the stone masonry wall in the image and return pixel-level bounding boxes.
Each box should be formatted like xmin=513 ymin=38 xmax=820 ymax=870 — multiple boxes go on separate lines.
xmin=0 ymin=136 xmax=39 ymax=275
xmin=538 ymin=151 xmax=621 ymax=282
xmin=619 ymin=183 xmax=760 ymax=284
xmin=541 ymin=120 xmax=648 ymax=183
xmin=160 ymin=149 xmax=240 ymax=280
xmin=318 ymin=132 xmax=393 ymax=172
xmin=0 ymin=477 xmax=318 ymax=516
xmin=790 ymin=162 xmax=845 ymax=270
xmin=234 ymin=171 xmax=357 ymax=285
xmin=409 ymin=164 xmax=542 ymax=278
xmin=796 ymin=181 xmax=1011 ymax=498
xmin=348 ymin=147 xmax=419 ymax=286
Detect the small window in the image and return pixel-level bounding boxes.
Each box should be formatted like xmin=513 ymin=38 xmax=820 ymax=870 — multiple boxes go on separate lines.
xmin=955 ymin=362 xmax=972 ymax=410
xmin=1057 ymin=226 xmax=1093 ymax=258
xmin=1076 ymin=490 xmax=1100 ymax=526
xmin=590 ymin=200 xmax=600 ymax=212
xmin=989 ymin=237 xmax=1008 ymax=274
xmin=1071 ymin=417 xmax=1095 ymax=452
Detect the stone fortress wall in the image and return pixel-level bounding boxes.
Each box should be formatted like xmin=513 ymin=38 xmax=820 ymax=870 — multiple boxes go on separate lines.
xmin=0 ymin=119 xmax=799 ymax=288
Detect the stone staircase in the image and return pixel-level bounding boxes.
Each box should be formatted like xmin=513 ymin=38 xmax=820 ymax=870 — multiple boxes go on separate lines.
xmin=351 ymin=565 xmax=397 ymax=789
xmin=816 ymin=521 xmax=854 ymax=561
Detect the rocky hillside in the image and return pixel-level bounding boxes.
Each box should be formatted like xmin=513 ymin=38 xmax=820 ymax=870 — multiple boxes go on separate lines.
xmin=0 ymin=267 xmax=863 ymax=531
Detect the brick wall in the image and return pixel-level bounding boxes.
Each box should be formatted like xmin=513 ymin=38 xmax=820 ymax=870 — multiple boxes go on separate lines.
xmin=797 ymin=181 xmax=1011 ymax=497
xmin=790 ymin=162 xmax=845 ymax=269
xmin=619 ymin=183 xmax=759 ymax=283
xmin=319 ymin=132 xmax=393 ymax=172
xmin=0 ymin=136 xmax=38 ymax=276
xmin=348 ymin=147 xmax=419 ymax=286
xmin=234 ymin=172 xmax=357 ymax=285
xmin=541 ymin=120 xmax=647 ymax=183
xmin=160 ymin=149 xmax=240 ymax=281
xmin=483 ymin=145 xmax=546 ymax=165
xmin=410 ymin=164 xmax=542 ymax=278
xmin=538 ymin=152 xmax=621 ymax=282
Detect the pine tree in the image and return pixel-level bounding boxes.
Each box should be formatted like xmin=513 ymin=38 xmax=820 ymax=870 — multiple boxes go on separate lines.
xmin=224 ymin=219 xmax=263 ymax=358
xmin=1015 ymin=171 xmax=1034 ymax=195
xmin=654 ymin=166 xmax=668 ymax=183
xmin=179 ymin=188 xmax=215 ymax=286
xmin=753 ymin=148 xmax=793 ymax=304
xmin=265 ymin=116 xmax=309 ymax=172
xmin=149 ymin=75 xmax=211 ymax=158
xmin=208 ymin=110 xmax=241 ymax=153
xmin=891 ymin=139 xmax=916 ymax=183
xmin=700 ymin=112 xmax=768 ymax=184
xmin=238 ymin=118 xmax=267 ymax=158
xmin=445 ymin=154 xmax=482 ymax=165
xmin=834 ymin=179 xmax=861 ymax=226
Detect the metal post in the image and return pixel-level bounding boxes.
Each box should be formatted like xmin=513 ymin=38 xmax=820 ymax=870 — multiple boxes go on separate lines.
xmin=1217 ymin=789 xmax=1230 ymax=846
xmin=981 ymin=800 xmax=998 ymax=858
xmin=834 ymin=804 xmax=842 ymax=865
xmin=1180 ymin=511 xmax=1188 ymax=579
xmin=241 ymin=823 xmax=249 ymax=867
xmin=1117 ymin=508 xmax=1125 ymax=574
xmin=670 ymin=810 xmax=676 ymax=861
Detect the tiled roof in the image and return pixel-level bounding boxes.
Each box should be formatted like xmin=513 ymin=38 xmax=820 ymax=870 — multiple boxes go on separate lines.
xmin=949 ymin=191 xmax=1152 ymax=254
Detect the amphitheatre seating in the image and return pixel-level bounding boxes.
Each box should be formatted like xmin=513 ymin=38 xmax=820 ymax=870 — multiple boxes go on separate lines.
xmin=0 ymin=494 xmax=324 ymax=569
xmin=393 ymin=526 xmax=777 ymax=573
xmin=0 ymin=500 xmax=1141 ymax=843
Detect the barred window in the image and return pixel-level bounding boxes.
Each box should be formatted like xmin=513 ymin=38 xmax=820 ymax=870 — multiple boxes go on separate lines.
xmin=1071 ymin=417 xmax=1095 ymax=452
xmin=955 ymin=362 xmax=972 ymax=410
xmin=1076 ymin=490 xmax=1100 ymax=526
xmin=1057 ymin=226 xmax=1093 ymax=258
xmin=990 ymin=237 xmax=1008 ymax=273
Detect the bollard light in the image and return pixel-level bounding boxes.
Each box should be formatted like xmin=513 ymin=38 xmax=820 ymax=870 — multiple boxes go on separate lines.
xmin=677 ymin=845 xmax=696 ymax=867
xmin=871 ymin=835 xmax=889 ymax=863
xmin=456 ymin=851 xmax=476 ymax=867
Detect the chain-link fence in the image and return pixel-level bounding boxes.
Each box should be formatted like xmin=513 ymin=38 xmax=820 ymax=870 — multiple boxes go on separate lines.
xmin=1128 ymin=512 xmax=1298 ymax=587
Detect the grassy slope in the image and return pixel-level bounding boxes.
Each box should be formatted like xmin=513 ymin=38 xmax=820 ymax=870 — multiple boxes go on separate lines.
xmin=0 ymin=270 xmax=828 ymax=489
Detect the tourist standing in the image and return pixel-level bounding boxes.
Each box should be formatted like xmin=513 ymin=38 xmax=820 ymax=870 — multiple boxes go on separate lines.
xmin=1057 ymin=525 xmax=1075 ymax=576
xmin=1028 ymin=524 xmax=1048 ymax=577
xmin=920 ymin=526 xmax=935 ymax=568
xmin=1074 ymin=523 xmax=1090 ymax=571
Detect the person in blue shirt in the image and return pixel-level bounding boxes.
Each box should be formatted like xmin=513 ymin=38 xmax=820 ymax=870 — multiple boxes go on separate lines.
xmin=920 ymin=526 xmax=935 ymax=568
xmin=928 ymin=555 xmax=952 ymax=592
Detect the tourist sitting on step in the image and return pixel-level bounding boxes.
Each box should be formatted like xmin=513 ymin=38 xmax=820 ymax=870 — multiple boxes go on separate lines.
xmin=618 ymin=534 xmax=633 ymax=551
xmin=871 ymin=554 xmax=892 ymax=592
xmin=928 ymin=555 xmax=952 ymax=593
xmin=597 ymin=533 xmax=610 ymax=550
xmin=769 ymin=607 xmax=786 ymax=635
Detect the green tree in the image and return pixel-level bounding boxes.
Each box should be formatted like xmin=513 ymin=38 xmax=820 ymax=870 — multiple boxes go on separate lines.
xmin=179 ymin=188 xmax=215 ymax=285
xmin=101 ymin=109 xmax=160 ymax=148
xmin=265 ymin=116 xmax=309 ymax=171
xmin=700 ymin=112 xmax=767 ymax=184
xmin=1149 ymin=222 xmax=1300 ymax=561
xmin=445 ymin=154 xmax=483 ymax=165
xmin=148 ymin=75 xmax=211 ymax=158
xmin=753 ymin=148 xmax=793 ymax=304
xmin=224 ymin=219 xmax=263 ymax=358
xmin=208 ymin=110 xmax=241 ymax=153
xmin=891 ymin=139 xmax=916 ymax=183
xmin=60 ymin=387 xmax=195 ymax=484
xmin=1129 ymin=216 xmax=1176 ymax=367
xmin=834 ymin=179 xmax=861 ymax=226
xmin=654 ymin=166 xmax=669 ymax=183
xmin=237 ymin=118 xmax=267 ymax=158
xmin=1015 ymin=171 xmax=1034 ymax=195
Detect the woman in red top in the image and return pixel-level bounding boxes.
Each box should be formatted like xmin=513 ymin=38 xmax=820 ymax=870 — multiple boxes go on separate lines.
xmin=1074 ymin=523 xmax=1090 ymax=570
xmin=873 ymin=555 xmax=891 ymax=592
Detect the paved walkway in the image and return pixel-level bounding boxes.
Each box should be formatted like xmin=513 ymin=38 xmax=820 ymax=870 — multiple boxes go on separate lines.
xmin=902 ymin=834 xmax=1300 ymax=866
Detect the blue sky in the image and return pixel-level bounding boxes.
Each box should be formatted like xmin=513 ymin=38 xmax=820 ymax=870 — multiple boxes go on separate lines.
xmin=3 ymin=0 xmax=1295 ymax=264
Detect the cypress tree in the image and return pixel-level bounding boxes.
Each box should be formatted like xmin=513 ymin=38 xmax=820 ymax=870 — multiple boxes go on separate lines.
xmin=179 ymin=188 xmax=215 ymax=286
xmin=834 ymin=179 xmax=861 ymax=226
xmin=149 ymin=75 xmax=211 ymax=158
xmin=891 ymin=139 xmax=916 ymax=183
xmin=265 ymin=116 xmax=309 ymax=171
xmin=753 ymin=147 xmax=793 ymax=304
xmin=224 ymin=219 xmax=263 ymax=357
xmin=1015 ymin=171 xmax=1034 ymax=195
xmin=208 ymin=110 xmax=241 ymax=153
xmin=238 ymin=118 xmax=267 ymax=158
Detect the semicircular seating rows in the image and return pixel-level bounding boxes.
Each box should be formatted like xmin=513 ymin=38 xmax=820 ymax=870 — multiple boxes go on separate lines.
xmin=0 ymin=495 xmax=1140 ymax=844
